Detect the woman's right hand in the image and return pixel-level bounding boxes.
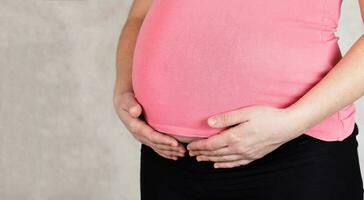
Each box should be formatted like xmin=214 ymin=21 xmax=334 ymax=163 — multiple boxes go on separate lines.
xmin=113 ymin=91 xmax=186 ymax=160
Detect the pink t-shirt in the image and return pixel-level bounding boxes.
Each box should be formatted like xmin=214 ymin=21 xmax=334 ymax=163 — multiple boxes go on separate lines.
xmin=132 ymin=0 xmax=356 ymax=141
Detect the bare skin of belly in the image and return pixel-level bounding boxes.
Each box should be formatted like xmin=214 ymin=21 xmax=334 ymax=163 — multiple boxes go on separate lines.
xmin=167 ymin=133 xmax=208 ymax=144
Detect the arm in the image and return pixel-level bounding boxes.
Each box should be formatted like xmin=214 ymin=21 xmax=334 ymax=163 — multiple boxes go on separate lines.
xmin=114 ymin=0 xmax=152 ymax=95
xmin=285 ymin=0 xmax=364 ymax=135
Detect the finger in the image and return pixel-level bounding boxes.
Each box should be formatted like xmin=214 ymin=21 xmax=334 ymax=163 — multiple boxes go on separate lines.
xmin=117 ymin=103 xmax=142 ymax=128
xmin=157 ymin=149 xmax=185 ymax=157
xmin=132 ymin=132 xmax=150 ymax=146
xmin=155 ymin=150 xmax=178 ymax=160
xmin=207 ymin=106 xmax=253 ymax=128
xmin=187 ymin=130 xmax=232 ymax=151
xmin=214 ymin=159 xmax=253 ymax=169
xmin=119 ymin=92 xmax=142 ymax=118
xmin=196 ymin=154 xmax=242 ymax=162
xmin=146 ymin=129 xmax=179 ymax=147
xmin=151 ymin=147 xmax=177 ymax=160
xmin=189 ymin=146 xmax=234 ymax=156
xmin=115 ymin=95 xmax=178 ymax=147
xmin=154 ymin=143 xmax=186 ymax=153
xmin=121 ymin=112 xmax=178 ymax=147
xmin=152 ymin=147 xmax=182 ymax=159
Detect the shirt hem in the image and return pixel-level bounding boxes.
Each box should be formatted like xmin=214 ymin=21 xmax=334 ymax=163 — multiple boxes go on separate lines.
xmin=147 ymin=118 xmax=356 ymax=142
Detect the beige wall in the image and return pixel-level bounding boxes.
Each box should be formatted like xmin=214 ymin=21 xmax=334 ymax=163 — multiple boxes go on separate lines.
xmin=0 ymin=0 xmax=363 ymax=199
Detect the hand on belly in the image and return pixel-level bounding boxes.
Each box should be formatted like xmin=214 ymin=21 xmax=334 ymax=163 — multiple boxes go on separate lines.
xmin=186 ymin=105 xmax=304 ymax=168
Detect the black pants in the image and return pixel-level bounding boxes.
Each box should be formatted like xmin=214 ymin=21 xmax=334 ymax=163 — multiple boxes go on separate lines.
xmin=140 ymin=123 xmax=363 ymax=200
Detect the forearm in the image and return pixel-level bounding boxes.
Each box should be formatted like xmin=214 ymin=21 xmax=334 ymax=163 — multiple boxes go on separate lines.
xmin=114 ymin=19 xmax=144 ymax=96
xmin=285 ymin=34 xmax=364 ymax=134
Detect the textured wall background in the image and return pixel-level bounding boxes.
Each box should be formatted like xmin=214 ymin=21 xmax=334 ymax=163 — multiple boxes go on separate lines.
xmin=0 ymin=0 xmax=363 ymax=199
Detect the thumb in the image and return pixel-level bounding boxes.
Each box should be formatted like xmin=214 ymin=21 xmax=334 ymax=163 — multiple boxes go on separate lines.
xmin=121 ymin=92 xmax=142 ymax=118
xmin=207 ymin=106 xmax=252 ymax=128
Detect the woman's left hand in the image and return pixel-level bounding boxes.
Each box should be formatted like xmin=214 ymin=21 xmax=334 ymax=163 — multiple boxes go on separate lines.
xmin=186 ymin=105 xmax=303 ymax=168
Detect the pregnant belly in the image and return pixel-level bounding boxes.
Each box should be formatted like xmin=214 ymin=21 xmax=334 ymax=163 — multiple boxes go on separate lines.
xmin=132 ymin=55 xmax=337 ymax=140
xmin=131 ymin=36 xmax=340 ymax=139
xmin=131 ymin=0 xmax=341 ymax=139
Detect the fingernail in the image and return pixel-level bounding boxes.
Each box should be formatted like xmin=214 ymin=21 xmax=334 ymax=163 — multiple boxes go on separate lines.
xmin=208 ymin=117 xmax=216 ymax=126
xmin=128 ymin=106 xmax=137 ymax=113
xmin=196 ymin=157 xmax=201 ymax=161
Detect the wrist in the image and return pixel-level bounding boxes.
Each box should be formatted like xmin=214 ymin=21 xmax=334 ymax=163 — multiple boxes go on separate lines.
xmin=282 ymin=106 xmax=311 ymax=138
xmin=114 ymin=87 xmax=133 ymax=96
xmin=114 ymin=78 xmax=133 ymax=96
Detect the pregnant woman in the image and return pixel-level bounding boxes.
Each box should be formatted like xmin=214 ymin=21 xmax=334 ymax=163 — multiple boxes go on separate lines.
xmin=113 ymin=0 xmax=364 ymax=199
